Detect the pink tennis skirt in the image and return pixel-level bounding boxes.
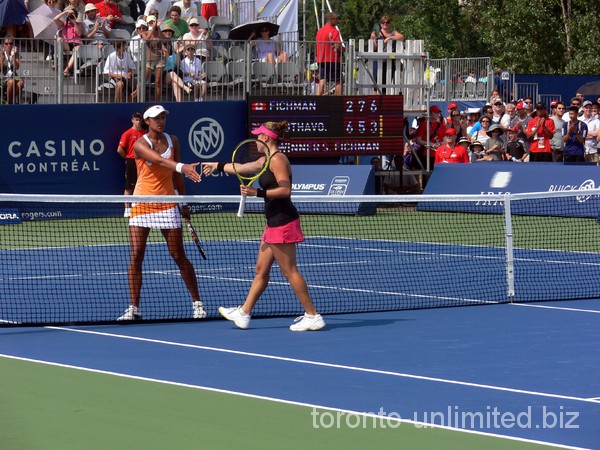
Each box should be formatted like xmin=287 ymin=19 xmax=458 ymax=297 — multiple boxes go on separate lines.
xmin=262 ymin=218 xmax=304 ymax=244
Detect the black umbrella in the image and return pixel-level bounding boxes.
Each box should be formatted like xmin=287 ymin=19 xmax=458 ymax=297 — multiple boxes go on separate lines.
xmin=575 ymin=80 xmax=600 ymax=96
xmin=228 ymin=20 xmax=279 ymax=41
xmin=0 ymin=0 xmax=28 ymax=26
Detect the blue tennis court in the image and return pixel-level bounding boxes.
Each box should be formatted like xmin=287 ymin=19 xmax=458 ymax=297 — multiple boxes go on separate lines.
xmin=3 ymin=236 xmax=600 ymax=323
xmin=1 ymin=299 xmax=599 ymax=449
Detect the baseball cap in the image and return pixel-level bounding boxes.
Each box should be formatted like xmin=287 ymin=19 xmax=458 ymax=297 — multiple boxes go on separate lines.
xmin=492 ymin=97 xmax=503 ymax=105
xmin=445 ymin=128 xmax=457 ymax=136
xmin=550 ymin=100 xmax=558 ymax=108
xmin=583 ymin=100 xmax=592 ymax=107
xmin=448 ymin=102 xmax=458 ymax=110
xmin=429 ymin=105 xmax=442 ymax=113
xmin=162 ymin=23 xmax=175 ymax=33
xmin=508 ymin=126 xmax=519 ymax=133
xmin=143 ymin=105 xmax=169 ymax=119
xmin=466 ymin=107 xmax=481 ymax=114
xmin=516 ymin=101 xmax=524 ymax=110
xmin=146 ymin=15 xmax=157 ymax=23
xmin=189 ymin=17 xmax=199 ymax=25
xmin=136 ymin=18 xmax=147 ymax=28
xmin=84 ymin=3 xmax=97 ymax=12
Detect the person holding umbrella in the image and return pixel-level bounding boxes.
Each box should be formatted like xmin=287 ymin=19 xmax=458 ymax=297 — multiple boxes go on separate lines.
xmin=247 ymin=24 xmax=287 ymax=65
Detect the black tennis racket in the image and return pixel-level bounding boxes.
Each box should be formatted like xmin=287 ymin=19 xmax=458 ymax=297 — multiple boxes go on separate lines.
xmin=178 ymin=206 xmax=207 ymax=260
xmin=231 ymin=138 xmax=271 ymax=218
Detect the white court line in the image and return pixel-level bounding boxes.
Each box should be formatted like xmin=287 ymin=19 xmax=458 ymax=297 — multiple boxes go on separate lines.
xmin=42 ymin=326 xmax=600 ymax=405
xmin=0 ymin=354 xmax=588 ymax=450
xmin=511 ymin=303 xmax=600 ymax=314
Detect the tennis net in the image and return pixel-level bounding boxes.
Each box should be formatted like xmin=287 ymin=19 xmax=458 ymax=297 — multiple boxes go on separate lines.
xmin=1 ymin=191 xmax=599 ymax=326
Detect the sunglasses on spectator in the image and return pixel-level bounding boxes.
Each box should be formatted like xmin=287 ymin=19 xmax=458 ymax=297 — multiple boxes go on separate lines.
xmin=381 ymin=21 xmax=390 ymax=24
xmin=481 ymin=120 xmax=490 ymax=123
xmin=4 ymin=42 xmax=13 ymax=46
xmin=190 ymin=23 xmax=199 ymax=27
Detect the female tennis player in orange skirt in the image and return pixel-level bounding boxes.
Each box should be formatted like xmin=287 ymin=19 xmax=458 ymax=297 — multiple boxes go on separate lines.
xmin=118 ymin=105 xmax=207 ymax=321
xmin=203 ymin=121 xmax=325 ymax=331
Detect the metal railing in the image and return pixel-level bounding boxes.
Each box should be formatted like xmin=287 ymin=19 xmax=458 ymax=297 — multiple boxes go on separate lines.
xmin=426 ymin=57 xmax=493 ymax=102
xmin=3 ymin=35 xmax=493 ymax=106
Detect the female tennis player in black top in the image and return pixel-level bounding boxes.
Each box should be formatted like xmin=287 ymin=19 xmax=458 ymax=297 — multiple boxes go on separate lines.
xmin=202 ymin=121 xmax=325 ymax=331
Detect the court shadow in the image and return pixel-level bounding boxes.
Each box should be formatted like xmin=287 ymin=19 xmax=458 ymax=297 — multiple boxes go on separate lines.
xmin=321 ymin=317 xmax=413 ymax=330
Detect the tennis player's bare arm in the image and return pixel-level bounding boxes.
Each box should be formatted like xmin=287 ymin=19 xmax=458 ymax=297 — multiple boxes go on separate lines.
xmin=133 ymin=135 xmax=201 ymax=182
xmin=202 ymin=157 xmax=266 ymax=177
xmin=241 ymin=153 xmax=291 ymax=198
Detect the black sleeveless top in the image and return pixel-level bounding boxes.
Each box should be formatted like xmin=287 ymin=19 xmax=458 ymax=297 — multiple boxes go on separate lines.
xmin=258 ymin=152 xmax=299 ymax=227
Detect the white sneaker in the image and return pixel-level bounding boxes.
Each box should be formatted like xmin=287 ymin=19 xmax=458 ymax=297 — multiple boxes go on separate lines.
xmin=46 ymin=53 xmax=53 ymax=61
xmin=124 ymin=207 xmax=131 ymax=217
xmin=218 ymin=306 xmax=250 ymax=329
xmin=193 ymin=301 xmax=207 ymax=319
xmin=290 ymin=313 xmax=325 ymax=331
xmin=117 ymin=305 xmax=141 ymax=321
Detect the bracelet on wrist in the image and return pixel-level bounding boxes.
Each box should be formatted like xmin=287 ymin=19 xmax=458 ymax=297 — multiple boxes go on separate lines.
xmin=216 ymin=162 xmax=226 ymax=172
xmin=175 ymin=162 xmax=184 ymax=173
xmin=256 ymin=189 xmax=266 ymax=198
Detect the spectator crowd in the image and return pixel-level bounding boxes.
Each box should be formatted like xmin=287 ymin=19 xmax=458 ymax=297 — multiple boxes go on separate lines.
xmin=406 ymin=92 xmax=600 ymax=169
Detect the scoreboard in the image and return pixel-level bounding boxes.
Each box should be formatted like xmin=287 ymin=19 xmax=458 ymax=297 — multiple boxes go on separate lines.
xmin=247 ymin=95 xmax=404 ymax=157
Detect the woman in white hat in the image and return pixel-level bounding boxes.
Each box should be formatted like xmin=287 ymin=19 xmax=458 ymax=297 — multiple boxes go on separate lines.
xmin=118 ymin=105 xmax=206 ymax=321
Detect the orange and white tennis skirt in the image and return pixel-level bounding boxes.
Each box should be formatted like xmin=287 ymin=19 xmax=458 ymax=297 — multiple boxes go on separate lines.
xmin=129 ymin=203 xmax=181 ymax=229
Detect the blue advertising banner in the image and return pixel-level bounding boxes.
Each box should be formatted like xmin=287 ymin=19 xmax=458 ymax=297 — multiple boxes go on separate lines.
xmin=0 ymin=102 xmax=246 ymax=195
xmin=422 ymin=162 xmax=600 ymax=217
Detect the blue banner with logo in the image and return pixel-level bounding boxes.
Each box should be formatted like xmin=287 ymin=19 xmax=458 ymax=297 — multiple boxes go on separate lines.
xmin=0 ymin=102 xmax=246 ymax=195
xmin=421 ymin=162 xmax=600 ymax=217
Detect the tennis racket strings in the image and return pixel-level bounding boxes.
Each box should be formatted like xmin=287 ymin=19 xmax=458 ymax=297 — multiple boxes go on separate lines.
xmin=232 ymin=139 xmax=270 ymax=217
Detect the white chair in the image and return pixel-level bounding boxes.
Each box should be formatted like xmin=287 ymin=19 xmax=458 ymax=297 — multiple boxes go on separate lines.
xmin=251 ymin=62 xmax=276 ymax=88
xmin=203 ymin=61 xmax=229 ymax=90
xmin=196 ymin=16 xmax=209 ymax=30
xmin=226 ymin=60 xmax=246 ymax=89
xmin=74 ymin=45 xmax=103 ymax=85
xmin=228 ymin=45 xmax=245 ymax=61
xmin=209 ymin=16 xmax=232 ymax=39
xmin=464 ymin=81 xmax=476 ymax=98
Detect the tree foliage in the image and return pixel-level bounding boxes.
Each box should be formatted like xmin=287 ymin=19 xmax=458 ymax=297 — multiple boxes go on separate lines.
xmin=301 ymin=0 xmax=599 ymax=74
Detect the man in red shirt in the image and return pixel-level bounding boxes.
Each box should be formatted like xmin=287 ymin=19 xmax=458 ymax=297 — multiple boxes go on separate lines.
xmin=117 ymin=112 xmax=146 ymax=217
xmin=526 ymin=102 xmax=555 ymax=162
xmin=435 ymin=128 xmax=469 ymax=164
xmin=94 ymin=0 xmax=123 ymax=29
xmin=315 ymin=12 xmax=343 ymax=95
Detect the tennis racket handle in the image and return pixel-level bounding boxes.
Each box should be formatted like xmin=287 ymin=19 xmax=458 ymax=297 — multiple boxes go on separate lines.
xmin=237 ymin=194 xmax=247 ymax=218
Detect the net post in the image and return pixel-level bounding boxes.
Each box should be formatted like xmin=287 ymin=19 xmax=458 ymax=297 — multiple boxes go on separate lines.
xmin=503 ymin=193 xmax=515 ymax=299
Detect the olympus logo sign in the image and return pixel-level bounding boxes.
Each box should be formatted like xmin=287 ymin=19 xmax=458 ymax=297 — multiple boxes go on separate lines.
xmin=188 ymin=118 xmax=224 ymax=159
